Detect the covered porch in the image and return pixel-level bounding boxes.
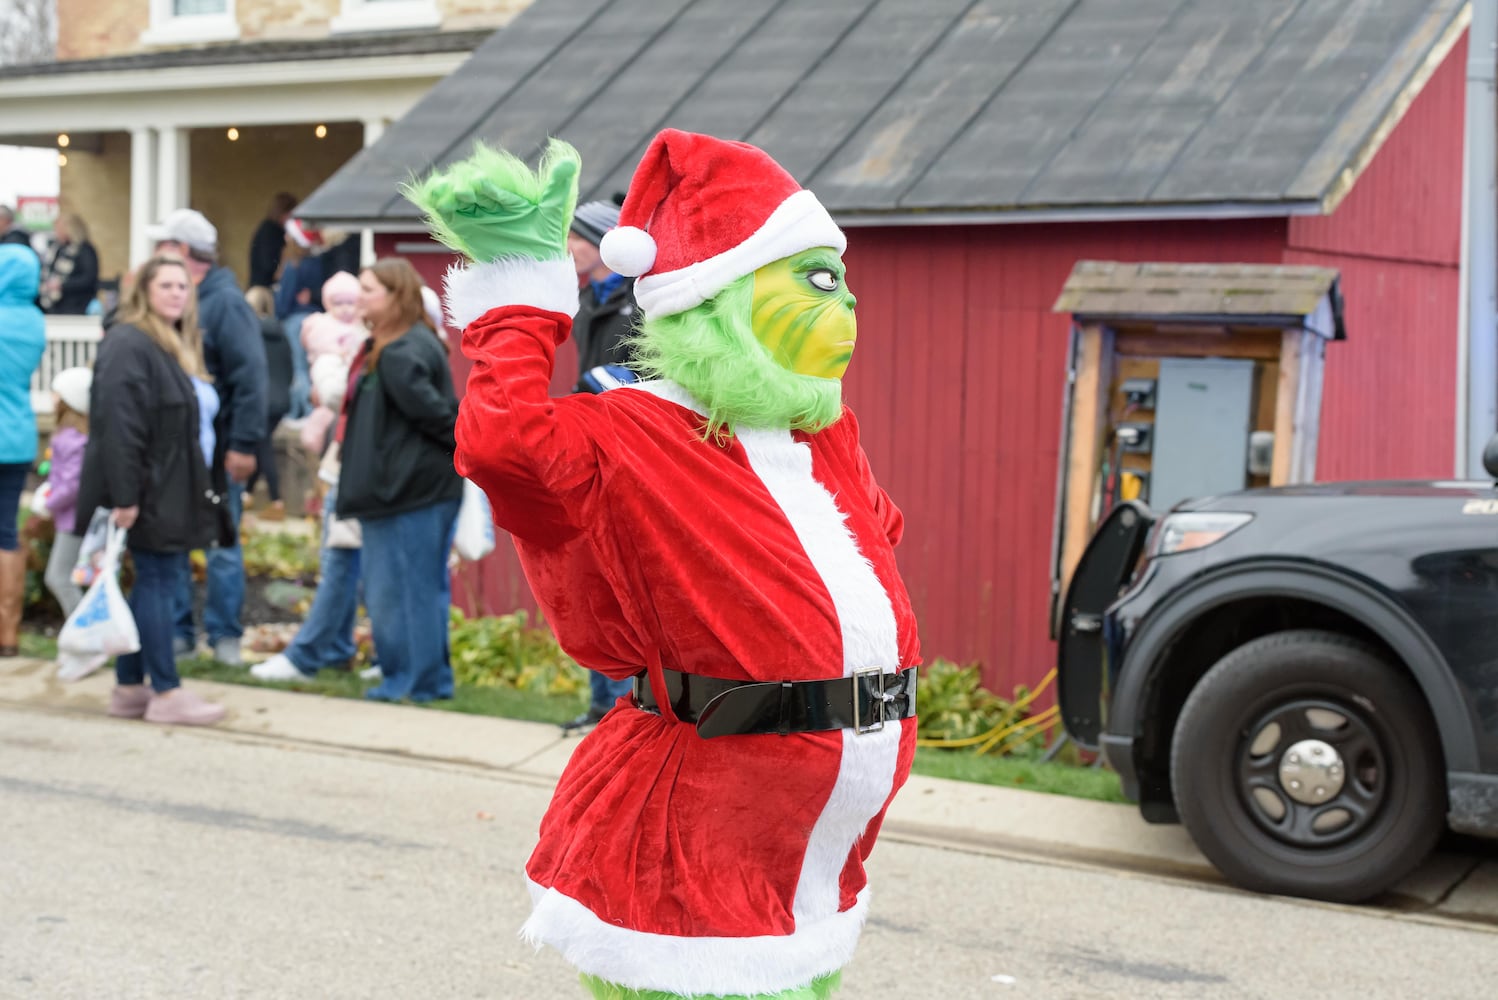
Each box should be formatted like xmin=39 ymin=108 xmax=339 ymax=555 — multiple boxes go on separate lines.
xmin=0 ymin=30 xmax=485 ymax=288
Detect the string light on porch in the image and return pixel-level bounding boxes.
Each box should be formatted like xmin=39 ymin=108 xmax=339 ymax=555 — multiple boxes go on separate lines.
xmin=57 ymin=133 xmax=69 ymax=148
xmin=227 ymin=127 xmax=240 ymax=141
xmin=315 ymin=124 xmax=327 ymax=139
xmin=57 ymin=153 xmax=67 ymax=167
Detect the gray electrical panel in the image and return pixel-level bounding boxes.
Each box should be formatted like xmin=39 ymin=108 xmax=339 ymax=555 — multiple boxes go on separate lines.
xmin=1150 ymin=358 xmax=1255 ymax=512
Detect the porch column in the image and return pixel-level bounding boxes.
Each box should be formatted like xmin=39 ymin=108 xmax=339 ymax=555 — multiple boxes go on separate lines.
xmin=155 ymin=125 xmax=189 ymax=221
xmin=360 ymin=117 xmax=388 ymax=265
xmin=128 ymin=126 xmax=157 ymax=268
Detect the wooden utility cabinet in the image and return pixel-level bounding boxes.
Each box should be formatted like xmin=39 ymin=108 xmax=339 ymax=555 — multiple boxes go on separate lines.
xmin=1050 ymin=261 xmax=1346 ymax=603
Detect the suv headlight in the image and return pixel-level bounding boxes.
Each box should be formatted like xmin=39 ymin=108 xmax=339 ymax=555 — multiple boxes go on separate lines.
xmin=1151 ymin=512 xmax=1253 ymax=557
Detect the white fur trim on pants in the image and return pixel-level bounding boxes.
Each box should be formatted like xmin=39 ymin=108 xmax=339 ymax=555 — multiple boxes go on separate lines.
xmin=443 ymin=256 xmax=578 ymax=330
xmin=522 ymin=879 xmax=869 ymax=996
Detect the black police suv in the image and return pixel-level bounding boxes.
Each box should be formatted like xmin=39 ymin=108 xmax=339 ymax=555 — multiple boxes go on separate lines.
xmin=1059 ymin=465 xmax=1498 ymax=903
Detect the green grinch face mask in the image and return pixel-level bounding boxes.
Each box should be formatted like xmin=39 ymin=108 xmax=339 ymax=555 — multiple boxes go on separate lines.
xmin=751 ymin=249 xmax=857 ymax=380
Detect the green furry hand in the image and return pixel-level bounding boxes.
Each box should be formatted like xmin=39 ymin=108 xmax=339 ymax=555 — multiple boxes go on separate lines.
xmin=401 ymin=139 xmax=580 ymax=264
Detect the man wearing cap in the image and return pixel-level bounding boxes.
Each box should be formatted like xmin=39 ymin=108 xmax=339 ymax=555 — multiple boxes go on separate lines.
xmin=148 ymin=208 xmax=268 ymax=665
xmin=568 ymin=197 xmax=640 ymax=395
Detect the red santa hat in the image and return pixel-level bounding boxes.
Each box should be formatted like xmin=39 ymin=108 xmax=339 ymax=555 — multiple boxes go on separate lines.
xmin=600 ymin=129 xmax=846 ymax=319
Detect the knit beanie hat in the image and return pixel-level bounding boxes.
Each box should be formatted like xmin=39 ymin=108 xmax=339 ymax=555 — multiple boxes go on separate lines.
xmin=321 ymin=270 xmax=360 ymax=310
xmin=52 ymin=367 xmax=92 ymax=416
xmin=600 ymin=129 xmax=845 ymax=319
xmin=570 ymin=200 xmax=621 ymax=247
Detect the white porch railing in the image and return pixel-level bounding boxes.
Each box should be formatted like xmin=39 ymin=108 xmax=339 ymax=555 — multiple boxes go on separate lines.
xmin=31 ymin=315 xmax=104 ymax=414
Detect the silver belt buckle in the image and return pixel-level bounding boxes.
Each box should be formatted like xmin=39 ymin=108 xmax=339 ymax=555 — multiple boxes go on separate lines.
xmin=852 ymin=667 xmax=885 ymax=735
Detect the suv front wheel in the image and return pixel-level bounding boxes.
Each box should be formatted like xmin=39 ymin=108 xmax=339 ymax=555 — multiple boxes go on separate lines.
xmin=1170 ymin=629 xmax=1444 ymax=903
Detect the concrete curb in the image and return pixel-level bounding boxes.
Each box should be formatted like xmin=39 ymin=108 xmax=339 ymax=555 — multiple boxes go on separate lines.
xmin=3 ymin=654 xmax=1493 ymax=921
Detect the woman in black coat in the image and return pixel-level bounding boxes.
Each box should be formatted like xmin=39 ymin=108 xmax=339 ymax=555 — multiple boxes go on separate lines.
xmin=78 ymin=255 xmax=233 ymax=726
xmin=336 ymin=257 xmax=462 ymax=703
xmin=39 ymin=213 xmax=100 ymax=315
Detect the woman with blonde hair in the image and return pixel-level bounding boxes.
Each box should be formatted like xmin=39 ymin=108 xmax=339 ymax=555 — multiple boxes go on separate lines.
xmin=77 ymin=255 xmax=234 ymax=725
xmin=39 ymin=212 xmax=100 ymax=315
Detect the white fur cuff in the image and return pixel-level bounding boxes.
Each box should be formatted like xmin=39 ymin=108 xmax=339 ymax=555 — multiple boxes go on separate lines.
xmin=443 ymin=256 xmax=579 ymax=330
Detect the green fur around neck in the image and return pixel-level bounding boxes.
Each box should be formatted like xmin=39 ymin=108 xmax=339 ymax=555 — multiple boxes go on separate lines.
xmin=630 ymin=275 xmax=843 ymax=438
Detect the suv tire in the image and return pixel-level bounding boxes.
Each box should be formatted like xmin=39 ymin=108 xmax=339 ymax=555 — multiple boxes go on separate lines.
xmin=1171 ymin=628 xmax=1444 ymax=902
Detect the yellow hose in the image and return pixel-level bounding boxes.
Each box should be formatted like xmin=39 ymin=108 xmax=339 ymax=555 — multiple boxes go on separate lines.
xmin=915 ymin=667 xmax=1059 ymax=751
xmin=974 ymin=705 xmax=1058 ymax=756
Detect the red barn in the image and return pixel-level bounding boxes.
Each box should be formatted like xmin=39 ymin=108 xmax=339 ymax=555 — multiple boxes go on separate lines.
xmin=301 ymin=0 xmax=1473 ymax=694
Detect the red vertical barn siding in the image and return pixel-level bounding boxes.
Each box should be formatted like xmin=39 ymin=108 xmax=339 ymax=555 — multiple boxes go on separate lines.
xmin=1287 ymin=251 xmax=1460 ymax=480
xmin=1282 ymin=39 xmax=1465 ymax=481
xmin=843 ymin=220 xmax=1285 ymax=693
xmin=1287 ymin=33 xmax=1465 ymax=268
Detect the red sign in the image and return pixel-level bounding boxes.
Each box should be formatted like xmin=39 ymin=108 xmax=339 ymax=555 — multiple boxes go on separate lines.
xmin=16 ymin=195 xmax=58 ymax=232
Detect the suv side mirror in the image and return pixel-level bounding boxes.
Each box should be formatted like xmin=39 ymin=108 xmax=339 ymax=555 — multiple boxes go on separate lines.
xmin=1484 ymin=434 xmax=1498 ymax=480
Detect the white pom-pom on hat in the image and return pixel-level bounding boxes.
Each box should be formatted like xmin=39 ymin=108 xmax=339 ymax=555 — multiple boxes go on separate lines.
xmin=600 ymin=225 xmax=656 ymax=278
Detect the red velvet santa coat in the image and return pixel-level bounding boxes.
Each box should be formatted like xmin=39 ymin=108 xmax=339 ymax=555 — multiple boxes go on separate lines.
xmin=448 ymin=258 xmax=920 ymax=997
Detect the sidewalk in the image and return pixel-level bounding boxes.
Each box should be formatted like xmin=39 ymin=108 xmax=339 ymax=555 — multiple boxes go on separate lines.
xmin=1 ymin=653 xmax=1494 ymax=925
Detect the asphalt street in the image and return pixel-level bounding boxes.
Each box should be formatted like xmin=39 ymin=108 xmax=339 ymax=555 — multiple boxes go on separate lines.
xmin=2 ymin=703 xmax=1497 ymax=999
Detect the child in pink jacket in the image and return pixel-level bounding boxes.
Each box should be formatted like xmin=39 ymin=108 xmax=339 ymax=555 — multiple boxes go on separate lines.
xmin=297 ymin=271 xmax=364 ymax=455
xmin=42 ymin=367 xmax=91 ymax=617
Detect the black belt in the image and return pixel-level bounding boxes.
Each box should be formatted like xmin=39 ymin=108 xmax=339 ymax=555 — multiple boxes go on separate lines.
xmin=632 ymin=666 xmax=917 ymax=739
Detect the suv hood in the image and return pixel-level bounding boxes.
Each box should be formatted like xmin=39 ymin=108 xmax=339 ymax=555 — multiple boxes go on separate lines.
xmin=1175 ymin=480 xmax=1498 ymax=511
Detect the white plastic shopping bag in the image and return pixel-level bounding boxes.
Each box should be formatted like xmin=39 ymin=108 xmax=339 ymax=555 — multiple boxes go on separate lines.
xmin=27 ymin=481 xmax=52 ymax=519
xmin=56 ymin=521 xmax=139 ymax=681
xmin=452 ymin=478 xmax=496 ymax=562
xmin=71 ymin=507 xmax=111 ymax=587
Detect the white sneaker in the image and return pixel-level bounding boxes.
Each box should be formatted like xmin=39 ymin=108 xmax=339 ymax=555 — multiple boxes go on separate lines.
xmin=359 ymin=665 xmax=382 ymax=681
xmin=213 ymin=637 xmax=243 ymax=667
xmin=250 ymin=653 xmax=306 ymax=682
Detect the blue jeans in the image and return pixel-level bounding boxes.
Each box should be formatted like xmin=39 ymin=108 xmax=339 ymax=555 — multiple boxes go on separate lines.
xmin=590 ymin=670 xmax=633 ymax=714
xmin=284 ymin=491 xmax=362 ymax=675
xmin=0 ymin=462 xmax=27 ymax=550
xmin=360 ymin=498 xmax=459 ymax=702
xmin=175 ymin=480 xmax=244 ymax=647
xmin=284 ymin=312 xmax=313 ymax=420
xmin=117 ymin=549 xmax=189 ymax=693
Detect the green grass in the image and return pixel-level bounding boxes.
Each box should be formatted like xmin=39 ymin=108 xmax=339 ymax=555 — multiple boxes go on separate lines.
xmin=912 ymin=746 xmax=1127 ymax=802
xmin=19 ymin=632 xmax=58 ymax=660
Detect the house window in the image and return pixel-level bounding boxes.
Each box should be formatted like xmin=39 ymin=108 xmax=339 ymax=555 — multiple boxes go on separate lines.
xmin=330 ymin=0 xmax=442 ymax=35
xmin=141 ymin=0 xmax=239 ymax=45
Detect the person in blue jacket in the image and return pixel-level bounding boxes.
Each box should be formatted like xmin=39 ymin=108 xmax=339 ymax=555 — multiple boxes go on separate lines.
xmin=147 ymin=209 xmax=268 ymax=665
xmin=0 ymin=243 xmax=46 ymax=657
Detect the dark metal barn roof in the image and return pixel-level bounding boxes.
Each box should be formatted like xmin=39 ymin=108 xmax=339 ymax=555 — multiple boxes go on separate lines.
xmin=297 ymin=0 xmax=1470 ymax=229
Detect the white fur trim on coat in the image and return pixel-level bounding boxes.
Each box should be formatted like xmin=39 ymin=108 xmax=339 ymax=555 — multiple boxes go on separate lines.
xmin=736 ymin=427 xmax=902 ymax=926
xmin=633 ymin=190 xmax=846 ymax=319
xmin=443 ymin=256 xmax=578 ymax=330
xmin=522 ymin=879 xmax=869 ymax=996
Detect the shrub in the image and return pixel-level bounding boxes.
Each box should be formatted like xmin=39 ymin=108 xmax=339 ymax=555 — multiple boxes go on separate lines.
xmin=448 ymin=608 xmax=587 ymax=697
xmin=241 ymin=530 xmax=320 ymax=582
xmin=915 ymin=658 xmax=1056 ymax=757
xmin=916 ymin=658 xmax=1024 ymax=742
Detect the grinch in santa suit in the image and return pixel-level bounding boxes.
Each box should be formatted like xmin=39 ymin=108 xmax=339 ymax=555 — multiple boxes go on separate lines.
xmin=405 ymin=129 xmax=920 ymax=1000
